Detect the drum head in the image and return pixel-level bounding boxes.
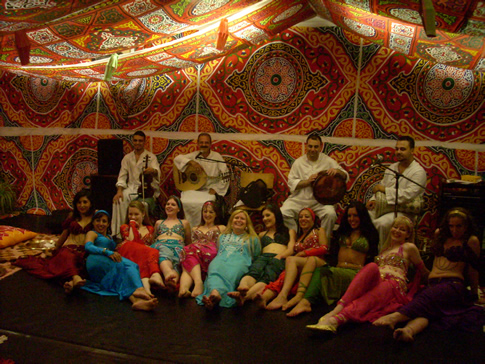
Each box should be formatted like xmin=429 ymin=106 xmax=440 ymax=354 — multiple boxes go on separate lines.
xmin=312 ymin=172 xmax=346 ymax=205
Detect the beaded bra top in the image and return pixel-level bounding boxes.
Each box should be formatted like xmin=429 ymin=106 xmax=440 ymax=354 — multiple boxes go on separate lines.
xmin=157 ymin=219 xmax=185 ymax=238
xmin=294 ymin=229 xmax=319 ymax=253
xmin=375 ymin=245 xmax=407 ymax=273
xmin=192 ymin=227 xmax=221 ymax=245
xmin=62 ymin=217 xmax=92 ymax=235
xmin=339 ymin=235 xmax=369 ymax=254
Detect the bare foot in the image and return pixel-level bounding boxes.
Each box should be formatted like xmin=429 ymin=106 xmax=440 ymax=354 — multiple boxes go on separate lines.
xmin=393 ymin=327 xmax=414 ymax=342
xmin=133 ymin=287 xmax=153 ymax=300
xmin=254 ymin=293 xmax=267 ymax=309
xmin=149 ymin=273 xmax=165 ymax=290
xmin=266 ymin=294 xmax=288 ymax=310
xmin=191 ymin=281 xmax=204 ymax=298
xmin=283 ymin=293 xmax=303 ymax=311
xmin=63 ymin=280 xmax=74 ymax=294
xmin=286 ymin=298 xmax=312 ymax=317
xmin=132 ymin=298 xmax=159 ymax=311
xmin=178 ymin=289 xmax=192 ymax=298
xmin=237 ymin=285 xmax=249 ymax=297
xmin=228 ymin=291 xmax=245 ymax=306
xmin=202 ymin=290 xmax=221 ymax=310
xmin=72 ymin=275 xmax=86 ymax=288
xmin=373 ymin=312 xmax=400 ymax=329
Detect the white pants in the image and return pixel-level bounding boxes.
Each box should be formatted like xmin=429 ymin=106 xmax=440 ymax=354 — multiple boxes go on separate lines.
xmin=281 ymin=198 xmax=336 ymax=239
xmin=180 ymin=190 xmax=216 ymax=229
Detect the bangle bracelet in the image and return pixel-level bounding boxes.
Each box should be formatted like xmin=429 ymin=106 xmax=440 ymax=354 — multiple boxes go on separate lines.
xmin=102 ymin=248 xmax=107 ymax=255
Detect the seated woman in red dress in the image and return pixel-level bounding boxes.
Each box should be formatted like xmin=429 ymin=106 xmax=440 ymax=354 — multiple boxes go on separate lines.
xmin=15 ymin=189 xmax=95 ymax=293
xmin=117 ymin=200 xmax=164 ymax=295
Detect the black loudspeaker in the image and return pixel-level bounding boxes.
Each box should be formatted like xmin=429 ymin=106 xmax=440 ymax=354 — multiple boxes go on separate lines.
xmin=98 ymin=139 xmax=123 ymax=176
xmin=90 ymin=174 xmax=118 ymax=216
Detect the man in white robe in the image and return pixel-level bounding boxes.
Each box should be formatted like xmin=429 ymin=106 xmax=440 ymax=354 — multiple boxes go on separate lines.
xmin=111 ymin=131 xmax=160 ymax=237
xmin=173 ymin=133 xmax=229 ymax=228
xmin=281 ymin=134 xmax=349 ymax=239
xmin=366 ymin=136 xmax=427 ymax=249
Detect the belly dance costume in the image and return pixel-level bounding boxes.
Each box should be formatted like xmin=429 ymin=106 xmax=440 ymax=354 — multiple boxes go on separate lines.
xmin=117 ymin=221 xmax=159 ymax=279
xmin=333 ymin=245 xmax=422 ymax=324
xmin=264 ymin=229 xmax=326 ymax=294
xmin=14 ymin=217 xmax=91 ymax=282
xmin=82 ymin=231 xmax=143 ymax=300
xmin=151 ymin=219 xmax=186 ymax=271
xmin=304 ymin=235 xmax=369 ymax=306
xmin=245 ymin=232 xmax=289 ymax=284
xmin=398 ymin=243 xmax=484 ymax=332
xmin=181 ymin=227 xmax=221 ymax=276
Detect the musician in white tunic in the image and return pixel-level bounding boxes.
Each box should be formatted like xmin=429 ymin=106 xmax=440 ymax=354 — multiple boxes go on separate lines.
xmin=366 ymin=136 xmax=427 ymax=249
xmin=111 ymin=131 xmax=160 ymax=237
xmin=281 ymin=134 xmax=349 ymax=239
xmin=173 ymin=133 xmax=229 ymax=228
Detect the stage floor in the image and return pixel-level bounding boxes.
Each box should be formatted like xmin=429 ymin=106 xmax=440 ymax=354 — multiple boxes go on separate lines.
xmin=0 ymin=214 xmax=484 ymax=363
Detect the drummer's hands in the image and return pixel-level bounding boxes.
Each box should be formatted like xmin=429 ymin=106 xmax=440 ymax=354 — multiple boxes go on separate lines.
xmin=372 ymin=184 xmax=385 ymax=194
xmin=307 ymin=173 xmax=319 ymax=184
xmin=366 ymin=200 xmax=376 ymax=210
xmin=326 ymin=168 xmax=338 ymax=177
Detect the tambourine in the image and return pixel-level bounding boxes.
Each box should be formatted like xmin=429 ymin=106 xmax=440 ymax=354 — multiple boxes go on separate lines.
xmin=312 ymin=171 xmax=347 ymax=205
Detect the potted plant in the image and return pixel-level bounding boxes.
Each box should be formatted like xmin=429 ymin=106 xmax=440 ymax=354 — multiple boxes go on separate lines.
xmin=0 ymin=180 xmax=16 ymax=215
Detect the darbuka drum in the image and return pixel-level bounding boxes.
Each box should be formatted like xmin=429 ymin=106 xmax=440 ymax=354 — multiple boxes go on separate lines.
xmin=374 ymin=191 xmax=423 ymax=218
xmin=312 ymin=171 xmax=346 ymax=205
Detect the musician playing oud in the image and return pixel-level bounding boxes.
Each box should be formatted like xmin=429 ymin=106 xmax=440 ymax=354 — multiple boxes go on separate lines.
xmin=366 ymin=136 xmax=427 ymax=249
xmin=281 ymin=134 xmax=349 ymax=239
xmin=112 ymin=131 xmax=160 ymax=237
xmin=173 ymin=133 xmax=229 ymax=228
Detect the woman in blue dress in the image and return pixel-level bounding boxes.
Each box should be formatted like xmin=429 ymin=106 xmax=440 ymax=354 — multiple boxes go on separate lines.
xmin=196 ymin=209 xmax=261 ymax=309
xmin=82 ymin=210 xmax=158 ymax=311
xmin=151 ymin=195 xmax=192 ymax=291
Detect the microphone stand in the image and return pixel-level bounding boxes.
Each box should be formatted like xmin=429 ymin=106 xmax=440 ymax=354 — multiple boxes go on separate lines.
xmin=377 ymin=162 xmax=434 ymax=218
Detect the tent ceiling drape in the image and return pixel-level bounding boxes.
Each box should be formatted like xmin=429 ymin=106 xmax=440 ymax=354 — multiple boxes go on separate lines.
xmin=0 ymin=0 xmax=483 ymax=82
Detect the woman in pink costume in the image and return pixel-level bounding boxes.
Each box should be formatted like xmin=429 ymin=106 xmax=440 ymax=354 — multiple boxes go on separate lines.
xmin=307 ymin=216 xmax=428 ymax=333
xmin=117 ymin=200 xmax=164 ymax=295
xmin=255 ymin=207 xmax=329 ymax=310
xmin=178 ymin=200 xmax=226 ymax=298
xmin=15 ymin=189 xmax=95 ymax=293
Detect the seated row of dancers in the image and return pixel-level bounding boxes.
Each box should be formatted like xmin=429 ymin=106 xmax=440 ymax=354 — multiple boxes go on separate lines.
xmin=15 ymin=189 xmax=484 ymax=341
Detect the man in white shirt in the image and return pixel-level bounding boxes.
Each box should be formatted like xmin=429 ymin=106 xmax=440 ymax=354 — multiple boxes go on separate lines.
xmin=111 ymin=131 xmax=160 ymax=236
xmin=366 ymin=136 xmax=427 ymax=248
xmin=281 ymin=134 xmax=349 ymax=238
xmin=173 ymin=133 xmax=229 ymax=228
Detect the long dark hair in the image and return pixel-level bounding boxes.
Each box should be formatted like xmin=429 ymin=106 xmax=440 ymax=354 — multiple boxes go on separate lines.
xmin=431 ymin=207 xmax=476 ymax=256
xmin=72 ymin=189 xmax=95 ymax=220
xmin=263 ymin=203 xmax=290 ymax=245
xmin=332 ymin=201 xmax=379 ymax=264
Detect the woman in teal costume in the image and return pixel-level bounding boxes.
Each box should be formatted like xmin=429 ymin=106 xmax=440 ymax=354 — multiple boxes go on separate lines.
xmin=287 ymin=201 xmax=378 ymax=317
xmin=196 ymin=209 xmax=261 ymax=309
xmin=82 ymin=210 xmax=158 ymax=311
xmin=151 ymin=195 xmax=191 ymax=291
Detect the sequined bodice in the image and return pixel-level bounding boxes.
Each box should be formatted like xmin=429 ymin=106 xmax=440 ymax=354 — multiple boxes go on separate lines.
xmin=157 ymin=219 xmax=185 ymax=238
xmin=375 ymin=246 xmax=407 ymax=272
xmin=62 ymin=217 xmax=92 ymax=235
xmin=294 ymin=229 xmax=319 ymax=253
xmin=192 ymin=227 xmax=221 ymax=245
xmin=339 ymin=235 xmax=369 ymax=254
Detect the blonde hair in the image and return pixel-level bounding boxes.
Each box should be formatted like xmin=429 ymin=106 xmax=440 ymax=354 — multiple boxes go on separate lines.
xmin=124 ymin=200 xmax=152 ymax=226
xmin=380 ymin=216 xmax=414 ymax=252
xmin=223 ymin=209 xmax=260 ymax=254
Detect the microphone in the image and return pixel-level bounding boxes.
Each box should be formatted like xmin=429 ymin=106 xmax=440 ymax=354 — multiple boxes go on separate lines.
xmin=372 ymin=154 xmax=384 ymax=167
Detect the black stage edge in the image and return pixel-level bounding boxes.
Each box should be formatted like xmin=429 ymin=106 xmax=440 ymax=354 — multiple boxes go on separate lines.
xmin=1 ymin=215 xmax=484 ymax=363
